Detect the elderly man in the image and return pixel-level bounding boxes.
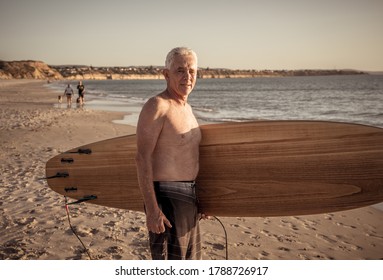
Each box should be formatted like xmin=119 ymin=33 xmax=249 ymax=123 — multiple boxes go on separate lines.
xmin=135 ymin=47 xmax=202 ymax=260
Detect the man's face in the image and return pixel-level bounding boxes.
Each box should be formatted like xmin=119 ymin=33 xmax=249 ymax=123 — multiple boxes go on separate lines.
xmin=164 ymin=54 xmax=197 ymax=99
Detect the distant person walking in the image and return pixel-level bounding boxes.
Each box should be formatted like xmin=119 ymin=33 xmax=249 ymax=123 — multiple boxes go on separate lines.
xmin=77 ymin=81 xmax=85 ymax=105
xmin=63 ymin=84 xmax=74 ymax=107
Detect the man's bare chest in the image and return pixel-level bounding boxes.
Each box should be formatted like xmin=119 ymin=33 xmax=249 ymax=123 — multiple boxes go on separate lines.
xmin=159 ymin=106 xmax=201 ymax=146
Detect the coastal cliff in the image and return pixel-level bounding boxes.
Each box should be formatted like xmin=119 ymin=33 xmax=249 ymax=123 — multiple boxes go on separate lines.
xmin=0 ymin=60 xmax=63 ymax=80
xmin=0 ymin=60 xmax=366 ymax=80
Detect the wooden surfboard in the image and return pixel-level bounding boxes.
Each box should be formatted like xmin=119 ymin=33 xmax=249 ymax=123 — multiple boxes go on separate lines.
xmin=45 ymin=121 xmax=383 ymax=217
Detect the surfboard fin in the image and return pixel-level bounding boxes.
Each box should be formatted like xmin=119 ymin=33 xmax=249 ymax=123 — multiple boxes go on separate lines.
xmin=66 ymin=195 xmax=98 ymax=205
xmin=64 ymin=187 xmax=78 ymax=193
xmin=44 ymin=172 xmax=69 ymax=179
xmin=65 ymin=148 xmax=92 ymax=154
xmin=61 ymin=158 xmax=74 ymax=164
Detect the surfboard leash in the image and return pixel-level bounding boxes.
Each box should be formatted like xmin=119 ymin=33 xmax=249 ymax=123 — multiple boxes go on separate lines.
xmin=212 ymin=216 xmax=229 ymax=260
xmin=64 ymin=196 xmax=93 ymax=260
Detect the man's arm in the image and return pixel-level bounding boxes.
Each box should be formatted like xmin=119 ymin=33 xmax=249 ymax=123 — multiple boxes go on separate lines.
xmin=135 ymin=96 xmax=172 ymax=233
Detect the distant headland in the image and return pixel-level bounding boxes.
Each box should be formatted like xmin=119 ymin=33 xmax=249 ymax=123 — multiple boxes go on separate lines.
xmin=0 ymin=60 xmax=367 ymax=80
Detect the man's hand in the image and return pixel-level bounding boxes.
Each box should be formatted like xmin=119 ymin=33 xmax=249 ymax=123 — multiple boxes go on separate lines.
xmin=146 ymin=209 xmax=172 ymax=234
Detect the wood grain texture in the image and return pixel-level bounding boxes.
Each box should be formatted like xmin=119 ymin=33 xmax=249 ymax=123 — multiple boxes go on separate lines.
xmin=46 ymin=121 xmax=383 ymax=217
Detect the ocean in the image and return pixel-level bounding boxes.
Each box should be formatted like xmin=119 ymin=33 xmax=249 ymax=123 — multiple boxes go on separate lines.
xmin=47 ymin=74 xmax=383 ymax=128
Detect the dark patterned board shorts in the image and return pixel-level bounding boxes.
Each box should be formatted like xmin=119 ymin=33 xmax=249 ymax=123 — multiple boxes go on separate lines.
xmin=149 ymin=181 xmax=202 ymax=260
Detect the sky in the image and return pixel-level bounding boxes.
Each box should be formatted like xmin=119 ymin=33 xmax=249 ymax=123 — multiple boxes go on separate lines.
xmin=1 ymin=0 xmax=382 ymax=71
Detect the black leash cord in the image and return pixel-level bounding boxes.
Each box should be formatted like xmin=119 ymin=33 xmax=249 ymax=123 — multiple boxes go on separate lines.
xmin=64 ymin=197 xmax=92 ymax=260
xmin=213 ymin=216 xmax=229 ymax=260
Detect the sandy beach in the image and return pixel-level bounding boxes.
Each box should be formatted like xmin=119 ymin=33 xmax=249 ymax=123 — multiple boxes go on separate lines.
xmin=0 ymin=80 xmax=382 ymax=260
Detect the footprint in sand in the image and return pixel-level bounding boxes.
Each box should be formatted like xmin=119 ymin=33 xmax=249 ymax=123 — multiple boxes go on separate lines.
xmin=365 ymin=232 xmax=383 ymax=239
xmin=316 ymin=233 xmax=337 ymax=244
xmin=277 ymin=246 xmax=291 ymax=252
xmin=277 ymin=235 xmax=297 ymax=243
xmin=104 ymin=220 xmax=118 ymax=227
xmin=0 ymin=238 xmax=45 ymax=260
xmin=260 ymin=251 xmax=269 ymax=257
xmin=251 ymin=234 xmax=261 ymax=241
xmin=335 ymin=222 xmax=357 ymax=229
xmin=65 ymin=226 xmax=92 ymax=238
xmin=339 ymin=240 xmax=363 ymax=251
xmin=260 ymin=229 xmax=272 ymax=237
xmin=324 ymin=213 xmax=334 ymax=220
xmin=280 ymin=219 xmax=299 ymax=231
xmin=300 ymin=219 xmax=318 ymax=231
xmin=14 ymin=217 xmax=37 ymax=228
xmin=234 ymin=242 xmax=245 ymax=247
xmin=105 ymin=245 xmax=124 ymax=260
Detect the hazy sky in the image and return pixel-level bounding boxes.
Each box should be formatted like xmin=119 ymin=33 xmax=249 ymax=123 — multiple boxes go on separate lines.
xmin=1 ymin=0 xmax=382 ymax=70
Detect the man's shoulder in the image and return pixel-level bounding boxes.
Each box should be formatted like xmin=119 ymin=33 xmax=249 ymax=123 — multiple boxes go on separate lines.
xmin=145 ymin=92 xmax=171 ymax=110
xmin=138 ymin=92 xmax=171 ymax=122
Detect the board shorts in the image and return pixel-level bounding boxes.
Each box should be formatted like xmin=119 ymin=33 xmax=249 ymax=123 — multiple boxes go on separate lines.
xmin=149 ymin=181 xmax=202 ymax=260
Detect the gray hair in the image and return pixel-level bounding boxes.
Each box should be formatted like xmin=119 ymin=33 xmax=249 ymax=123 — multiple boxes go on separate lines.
xmin=165 ymin=47 xmax=198 ymax=69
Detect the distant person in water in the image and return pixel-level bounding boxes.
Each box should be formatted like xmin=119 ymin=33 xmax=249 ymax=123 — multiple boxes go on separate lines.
xmin=63 ymin=84 xmax=74 ymax=107
xmin=77 ymin=81 xmax=85 ymax=106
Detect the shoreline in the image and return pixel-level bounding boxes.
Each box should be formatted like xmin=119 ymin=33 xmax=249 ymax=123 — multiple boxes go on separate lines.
xmin=1 ymin=80 xmax=382 ymax=260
